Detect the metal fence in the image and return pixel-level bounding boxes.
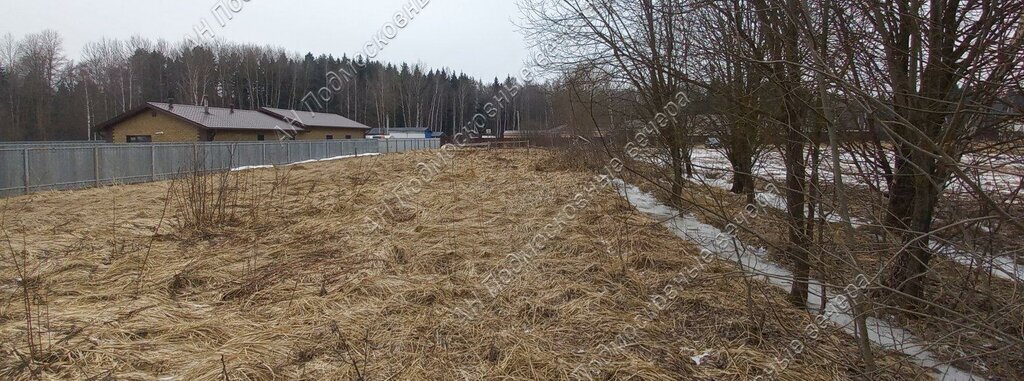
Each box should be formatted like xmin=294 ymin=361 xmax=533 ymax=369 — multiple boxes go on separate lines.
xmin=0 ymin=138 xmax=441 ymax=197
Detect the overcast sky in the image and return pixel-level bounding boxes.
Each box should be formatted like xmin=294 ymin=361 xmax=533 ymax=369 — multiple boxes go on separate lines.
xmin=1 ymin=0 xmax=530 ymax=81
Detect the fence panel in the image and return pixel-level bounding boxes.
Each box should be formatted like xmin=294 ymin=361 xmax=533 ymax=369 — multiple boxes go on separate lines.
xmin=201 ymin=144 xmax=235 ymax=171
xmin=153 ymin=144 xmax=196 ymax=179
xmin=0 ymin=150 xmax=27 ymax=197
xmin=234 ymin=143 xmax=265 ymax=168
xmin=265 ymin=142 xmax=289 ymax=165
xmin=284 ymin=141 xmax=306 ymax=162
xmin=0 ymin=139 xmax=437 ymax=198
xmin=99 ymin=145 xmax=154 ymax=185
xmin=327 ymin=141 xmax=343 ymax=157
xmin=355 ymin=140 xmax=376 ymax=155
xmin=381 ymin=139 xmax=426 ymax=153
xmin=339 ymin=141 xmax=354 ymax=157
xmin=311 ymin=141 xmax=327 ymax=160
xmin=28 ymin=147 xmax=95 ymax=193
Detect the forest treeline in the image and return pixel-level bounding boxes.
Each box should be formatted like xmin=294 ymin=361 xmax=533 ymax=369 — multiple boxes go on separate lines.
xmin=0 ymin=30 xmax=556 ymax=141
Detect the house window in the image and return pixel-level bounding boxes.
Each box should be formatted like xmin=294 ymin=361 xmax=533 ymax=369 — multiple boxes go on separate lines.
xmin=257 ymin=134 xmax=266 ymax=141
xmin=345 ymin=135 xmax=352 ymax=139
xmin=127 ymin=135 xmax=152 ymax=143
xmin=326 ymin=135 xmax=334 ymax=140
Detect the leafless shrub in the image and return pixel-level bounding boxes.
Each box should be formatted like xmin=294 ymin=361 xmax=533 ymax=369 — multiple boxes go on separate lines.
xmin=169 ymin=150 xmax=291 ymax=238
xmin=0 ymin=203 xmax=53 ymax=376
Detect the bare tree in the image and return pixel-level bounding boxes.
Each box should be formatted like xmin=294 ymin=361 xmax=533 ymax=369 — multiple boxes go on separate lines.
xmin=521 ymin=0 xmax=696 ymax=206
xmin=0 ymin=33 xmax=22 ymax=140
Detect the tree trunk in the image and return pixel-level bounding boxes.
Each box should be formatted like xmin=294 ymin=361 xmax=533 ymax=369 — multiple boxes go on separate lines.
xmin=885 ymin=151 xmax=939 ymax=306
xmin=781 ymin=0 xmax=810 ymax=307
xmin=730 ymin=155 xmax=752 ymax=194
xmin=786 ymin=129 xmax=810 ymax=306
xmin=886 ymin=147 xmax=917 ymax=229
xmin=683 ymin=147 xmax=694 ymax=178
xmin=669 ymin=145 xmax=685 ymax=208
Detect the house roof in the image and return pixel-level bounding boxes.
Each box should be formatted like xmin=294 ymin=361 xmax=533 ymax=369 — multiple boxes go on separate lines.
xmin=96 ymin=102 xmax=303 ymax=133
xmin=151 ymin=103 xmax=297 ymax=131
xmin=259 ymin=107 xmax=371 ymax=130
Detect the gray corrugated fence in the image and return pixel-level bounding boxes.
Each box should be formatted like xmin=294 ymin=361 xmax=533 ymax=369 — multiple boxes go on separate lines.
xmin=0 ymin=138 xmax=441 ymax=198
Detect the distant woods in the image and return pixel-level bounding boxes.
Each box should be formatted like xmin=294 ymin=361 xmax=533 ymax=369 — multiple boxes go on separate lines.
xmin=0 ymin=31 xmax=555 ymax=141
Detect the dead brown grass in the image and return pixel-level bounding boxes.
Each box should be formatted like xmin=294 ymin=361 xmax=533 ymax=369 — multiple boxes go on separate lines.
xmin=0 ymin=149 xmax=917 ymax=380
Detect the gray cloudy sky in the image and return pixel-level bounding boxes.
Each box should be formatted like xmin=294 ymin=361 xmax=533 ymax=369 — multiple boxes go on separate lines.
xmin=1 ymin=0 xmax=530 ymax=80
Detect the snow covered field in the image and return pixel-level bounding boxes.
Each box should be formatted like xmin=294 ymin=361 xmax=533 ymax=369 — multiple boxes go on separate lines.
xmin=639 ymin=148 xmax=1024 ymax=283
xmin=684 ymin=148 xmax=1023 ymax=197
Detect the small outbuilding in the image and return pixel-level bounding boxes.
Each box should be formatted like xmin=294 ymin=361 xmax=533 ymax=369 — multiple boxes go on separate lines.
xmin=367 ymin=127 xmax=435 ymax=139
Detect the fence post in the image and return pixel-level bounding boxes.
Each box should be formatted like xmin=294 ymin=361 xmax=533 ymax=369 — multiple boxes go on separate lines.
xmin=262 ymin=143 xmax=267 ymax=165
xmin=94 ymin=146 xmax=101 ymax=187
xmin=151 ymin=144 xmax=157 ymax=181
xmin=286 ymin=142 xmax=291 ymax=163
xmin=23 ymin=148 xmax=30 ymax=194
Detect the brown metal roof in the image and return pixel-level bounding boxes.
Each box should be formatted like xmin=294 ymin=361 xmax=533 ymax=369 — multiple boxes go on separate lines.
xmin=147 ymin=102 xmax=302 ymax=132
xmin=259 ymin=107 xmax=371 ymax=130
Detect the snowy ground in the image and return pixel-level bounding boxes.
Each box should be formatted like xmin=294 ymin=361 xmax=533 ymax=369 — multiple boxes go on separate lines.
xmin=232 ymin=153 xmax=381 ymax=172
xmin=684 ymin=148 xmax=1023 ymax=197
xmin=614 ymin=180 xmax=984 ymax=381
xmin=641 ymin=148 xmax=1024 ymax=283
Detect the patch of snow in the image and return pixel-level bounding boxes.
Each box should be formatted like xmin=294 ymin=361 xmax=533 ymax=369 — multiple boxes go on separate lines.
xmin=931 ymin=242 xmax=1024 ymax=283
xmin=672 ymin=149 xmax=1020 ymax=282
xmin=691 ymin=351 xmax=713 ymax=366
xmin=231 ymin=165 xmax=274 ymax=172
xmin=231 ymin=153 xmax=380 ymax=172
xmin=686 ymin=148 xmax=1024 ymax=198
xmin=685 ymin=172 xmax=869 ymax=227
xmin=613 ymin=180 xmax=985 ymax=381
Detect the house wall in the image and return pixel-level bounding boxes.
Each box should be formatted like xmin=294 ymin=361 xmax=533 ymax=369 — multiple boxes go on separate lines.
xmin=212 ymin=130 xmax=278 ymax=142
xmin=108 ymin=111 xmax=202 ymax=143
xmin=295 ymin=127 xmax=367 ymax=140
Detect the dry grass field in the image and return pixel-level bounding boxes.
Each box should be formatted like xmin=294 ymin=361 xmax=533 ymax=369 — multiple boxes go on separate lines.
xmin=0 ymin=149 xmax=921 ymax=380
